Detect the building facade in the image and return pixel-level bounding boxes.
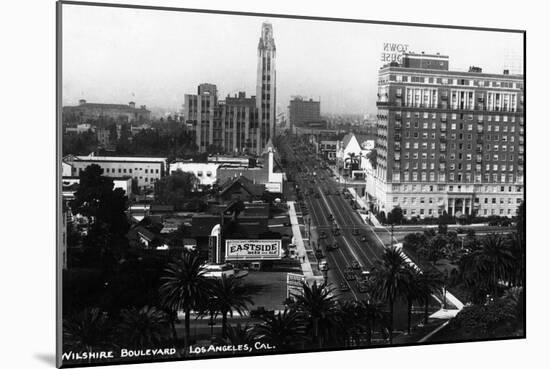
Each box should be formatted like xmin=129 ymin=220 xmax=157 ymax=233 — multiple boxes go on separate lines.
xmin=371 ymin=52 xmax=524 ymax=218
xmin=63 ymin=100 xmax=151 ymax=123
xmin=169 ymin=162 xmax=220 ymax=188
xmin=183 ymin=23 xmax=276 ymax=155
xmin=63 ymin=154 xmax=167 ymax=192
xmin=256 ymin=22 xmax=276 ymax=154
xmin=288 ymin=97 xmax=321 ymax=128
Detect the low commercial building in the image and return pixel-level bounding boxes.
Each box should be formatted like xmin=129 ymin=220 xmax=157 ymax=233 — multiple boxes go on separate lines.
xmin=169 ymin=162 xmax=220 ymax=188
xmin=63 ymin=154 xmax=167 ymax=192
xmin=217 ymin=143 xmax=284 ymax=194
xmin=61 ymin=176 xmax=133 ymax=199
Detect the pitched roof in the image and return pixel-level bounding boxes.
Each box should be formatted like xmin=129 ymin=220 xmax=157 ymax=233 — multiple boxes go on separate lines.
xmin=341 ymin=133 xmax=355 ymax=148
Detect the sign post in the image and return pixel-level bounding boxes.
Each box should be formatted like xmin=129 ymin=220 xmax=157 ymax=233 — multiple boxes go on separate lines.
xmin=287 ymin=273 xmax=306 ymax=299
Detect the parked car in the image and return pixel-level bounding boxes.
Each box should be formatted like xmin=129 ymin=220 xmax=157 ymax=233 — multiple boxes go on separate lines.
xmin=351 ymin=260 xmax=361 ymax=270
xmin=344 ymin=271 xmax=356 ymax=281
xmin=339 ymin=282 xmax=350 ymax=292
xmin=319 ymin=260 xmax=329 ymax=271
xmin=327 ymin=242 xmax=339 ymax=251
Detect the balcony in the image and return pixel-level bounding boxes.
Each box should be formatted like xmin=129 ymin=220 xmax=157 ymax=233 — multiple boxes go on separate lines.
xmin=441 ymin=95 xmax=448 ymax=100
xmin=394 ymin=145 xmax=401 ymax=152
xmin=394 ymin=123 xmax=402 ymax=131
xmin=376 ymin=101 xmax=390 ymax=107
xmin=439 ymin=137 xmax=447 ymax=143
xmin=440 ymin=117 xmax=447 ymax=122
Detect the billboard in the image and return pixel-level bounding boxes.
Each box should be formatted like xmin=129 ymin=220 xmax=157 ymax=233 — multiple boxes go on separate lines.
xmin=287 ymin=272 xmax=306 ymax=298
xmin=225 ymin=239 xmax=283 ymax=261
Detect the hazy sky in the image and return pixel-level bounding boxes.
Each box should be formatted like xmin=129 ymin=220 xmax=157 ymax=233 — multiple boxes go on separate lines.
xmin=62 ymin=4 xmax=524 ymax=115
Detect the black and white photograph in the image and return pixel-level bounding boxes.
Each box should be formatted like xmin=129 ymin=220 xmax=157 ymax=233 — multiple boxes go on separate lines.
xmin=55 ymin=1 xmax=526 ymax=367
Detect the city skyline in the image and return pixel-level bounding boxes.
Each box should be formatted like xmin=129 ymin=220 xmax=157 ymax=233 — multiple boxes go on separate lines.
xmin=62 ymin=5 xmax=523 ymax=116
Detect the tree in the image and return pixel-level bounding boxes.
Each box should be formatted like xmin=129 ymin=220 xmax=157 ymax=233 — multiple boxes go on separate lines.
xmin=403 ymin=267 xmax=422 ymax=335
xmin=418 ymin=234 xmax=447 ymax=265
xmin=369 ymin=246 xmax=410 ymax=344
xmin=292 ymin=282 xmax=340 ymax=348
xmin=116 ymin=306 xmax=170 ymax=349
xmin=387 ymin=206 xmax=404 ymax=225
xmin=448 ymin=288 xmax=523 ymax=339
xmin=254 ymin=309 xmax=307 ymax=351
xmin=412 ymin=269 xmax=443 ymax=325
xmin=63 ymin=307 xmax=112 ymax=353
xmin=154 ymin=170 xmax=199 ymax=210
xmin=219 ymin=323 xmax=257 ymax=348
xmin=366 ymin=149 xmax=377 ymax=169
xmin=71 ymin=164 xmax=129 ymax=265
xmin=159 ymin=252 xmax=211 ymax=348
xmin=458 ymin=234 xmax=514 ymax=303
xmin=210 ymin=276 xmax=253 ymax=338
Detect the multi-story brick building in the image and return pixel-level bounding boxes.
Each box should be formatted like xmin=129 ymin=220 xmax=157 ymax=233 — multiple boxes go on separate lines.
xmin=371 ymin=52 xmax=524 ymax=219
xmin=288 ymin=97 xmax=321 ymax=128
xmin=63 ymin=100 xmax=151 ymax=123
xmin=183 ymin=22 xmax=275 ymax=155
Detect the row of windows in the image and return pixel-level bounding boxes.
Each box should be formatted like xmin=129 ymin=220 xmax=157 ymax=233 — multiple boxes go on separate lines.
xmin=391 ymin=184 xmax=523 ymax=193
xmin=386 ymin=74 xmax=523 ymax=90
xmin=395 ymin=111 xmax=522 ymax=123
xmin=392 ymin=196 xmax=521 ymax=205
xmin=397 ymin=172 xmax=523 ymax=183
xmin=399 ymin=208 xmax=516 ymax=216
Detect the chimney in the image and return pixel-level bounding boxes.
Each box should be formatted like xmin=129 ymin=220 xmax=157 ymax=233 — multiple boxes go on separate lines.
xmin=129 ymin=101 xmax=135 ymax=108
xmin=503 ymin=69 xmax=510 ymax=75
xmin=78 ymin=99 xmax=86 ymax=105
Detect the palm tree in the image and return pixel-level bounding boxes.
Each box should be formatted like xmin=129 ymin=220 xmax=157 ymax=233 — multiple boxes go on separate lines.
xmin=116 ymin=306 xmax=170 ymax=349
xmin=159 ymin=251 xmax=211 ymax=348
xmin=254 ymin=308 xmax=307 ymax=351
xmin=292 ymin=282 xmax=340 ymax=348
xmin=369 ymin=246 xmax=410 ymax=344
xmin=358 ymin=300 xmax=388 ymax=345
xmin=471 ymin=233 xmax=515 ymax=297
xmin=403 ymin=267 xmax=422 ymax=335
xmin=219 ymin=323 xmax=257 ymax=348
xmin=414 ymin=269 xmax=444 ymax=325
xmin=338 ymin=300 xmax=364 ymax=346
xmin=63 ymin=307 xmax=112 ymax=353
xmin=210 ymin=275 xmax=253 ymax=338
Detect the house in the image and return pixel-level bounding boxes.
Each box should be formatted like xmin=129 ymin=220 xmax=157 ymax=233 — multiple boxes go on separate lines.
xmin=218 ymin=176 xmax=266 ymax=202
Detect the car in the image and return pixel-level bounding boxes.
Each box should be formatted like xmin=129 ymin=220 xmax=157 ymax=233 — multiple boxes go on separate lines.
xmin=319 ymin=231 xmax=327 ymax=239
xmin=327 ymin=242 xmax=339 ymax=251
xmin=351 ymin=260 xmax=361 ymax=270
xmin=332 ymin=227 xmax=341 ymax=236
xmin=315 ymin=249 xmax=324 ymax=259
xmin=319 ymin=260 xmax=329 ymax=271
xmin=328 ymin=213 xmax=334 ymax=220
xmin=344 ymin=271 xmax=356 ymax=281
xmin=357 ymin=282 xmax=369 ymax=293
xmin=361 ymin=270 xmax=371 ymax=279
xmin=339 ymin=282 xmax=351 ymax=292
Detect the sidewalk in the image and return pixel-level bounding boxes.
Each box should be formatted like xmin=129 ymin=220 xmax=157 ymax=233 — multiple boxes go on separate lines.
xmin=347 ymin=187 xmax=382 ymax=227
xmin=287 ymin=201 xmax=323 ymax=282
